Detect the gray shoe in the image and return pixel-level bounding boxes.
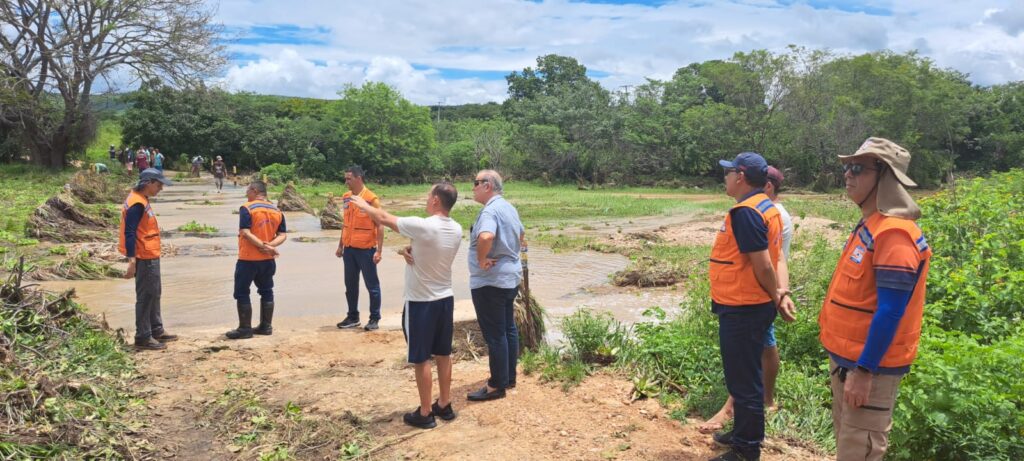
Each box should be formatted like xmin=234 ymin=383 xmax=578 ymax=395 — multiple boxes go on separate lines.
xmin=364 ymin=319 xmax=379 ymax=331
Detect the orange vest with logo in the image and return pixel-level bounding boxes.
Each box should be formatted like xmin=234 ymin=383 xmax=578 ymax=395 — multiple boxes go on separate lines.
xmin=341 ymin=188 xmax=379 ymax=249
xmin=819 ymin=213 xmax=931 ymax=368
xmin=239 ymin=199 xmax=284 ymax=261
xmin=709 ymin=193 xmax=783 ymax=306
xmin=118 ymin=190 xmax=161 ymax=259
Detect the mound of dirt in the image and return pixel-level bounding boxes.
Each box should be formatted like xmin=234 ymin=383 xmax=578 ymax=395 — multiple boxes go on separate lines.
xmin=26 ymin=191 xmax=115 ymax=242
xmin=277 ymin=183 xmax=314 ymax=215
xmin=320 ymin=196 xmax=343 ymax=230
xmin=68 ymin=170 xmax=128 ymax=204
xmin=612 ymin=256 xmax=685 ymax=287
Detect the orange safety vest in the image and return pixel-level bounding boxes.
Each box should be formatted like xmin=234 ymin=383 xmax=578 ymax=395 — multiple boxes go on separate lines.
xmin=341 ymin=188 xmax=379 ymax=249
xmin=238 ymin=199 xmax=284 ymax=261
xmin=709 ymin=192 xmax=783 ymax=306
xmin=118 ymin=190 xmax=161 ymax=260
xmin=819 ymin=213 xmax=931 ymax=368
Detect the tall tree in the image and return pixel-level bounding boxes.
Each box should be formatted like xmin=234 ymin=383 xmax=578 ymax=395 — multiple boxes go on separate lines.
xmin=0 ymin=0 xmax=225 ymax=168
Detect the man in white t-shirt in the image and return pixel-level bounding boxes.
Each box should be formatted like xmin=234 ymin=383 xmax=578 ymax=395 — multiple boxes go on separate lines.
xmin=349 ymin=182 xmax=463 ymax=430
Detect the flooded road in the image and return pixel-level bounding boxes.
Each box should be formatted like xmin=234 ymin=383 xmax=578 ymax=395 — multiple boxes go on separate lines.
xmin=43 ymin=176 xmax=686 ymax=336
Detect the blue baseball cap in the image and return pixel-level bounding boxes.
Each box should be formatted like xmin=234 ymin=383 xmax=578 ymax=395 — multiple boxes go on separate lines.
xmin=719 ymin=152 xmax=768 ymax=181
xmin=136 ymin=168 xmax=173 ymax=188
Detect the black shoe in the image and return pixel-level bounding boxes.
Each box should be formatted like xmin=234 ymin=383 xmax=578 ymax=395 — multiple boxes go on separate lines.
xmin=336 ymin=317 xmax=361 ymax=329
xmin=254 ymin=302 xmax=274 ymax=335
xmin=508 ymin=381 xmax=516 ymax=389
xmin=467 ymin=386 xmax=506 ymax=402
xmin=225 ymin=327 xmax=253 ymax=339
xmin=134 ymin=337 xmax=167 ymax=351
xmin=708 ymin=449 xmax=758 ymax=461
xmin=403 ymin=407 xmax=436 ymax=429
xmin=152 ymin=332 xmax=179 ymax=342
xmin=364 ymin=319 xmax=379 ymax=331
xmin=712 ymin=430 xmax=733 ymax=448
xmin=227 ymin=303 xmax=254 ymax=339
xmin=432 ymin=400 xmax=456 ymax=421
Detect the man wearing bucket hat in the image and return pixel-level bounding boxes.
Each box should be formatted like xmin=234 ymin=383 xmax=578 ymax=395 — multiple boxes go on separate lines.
xmin=118 ymin=168 xmax=176 ymax=351
xmin=820 ymin=137 xmax=931 ymax=460
xmin=708 ymin=152 xmax=796 ymax=461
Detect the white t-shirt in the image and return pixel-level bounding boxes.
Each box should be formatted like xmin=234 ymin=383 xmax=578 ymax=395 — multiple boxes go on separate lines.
xmin=396 ymin=215 xmax=463 ymax=302
xmin=776 ymin=202 xmax=793 ymax=261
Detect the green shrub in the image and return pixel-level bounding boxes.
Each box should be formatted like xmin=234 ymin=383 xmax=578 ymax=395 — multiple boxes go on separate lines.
xmin=561 ymin=309 xmax=622 ymax=363
xmin=260 ymin=163 xmax=296 ymax=185
xmin=177 ymin=220 xmax=218 ymax=233
xmin=919 ymin=169 xmax=1024 ymax=340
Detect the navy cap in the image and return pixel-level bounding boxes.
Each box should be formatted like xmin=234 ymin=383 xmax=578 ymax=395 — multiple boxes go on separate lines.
xmin=719 ymin=152 xmax=768 ymax=181
xmin=136 ymin=168 xmax=173 ymax=187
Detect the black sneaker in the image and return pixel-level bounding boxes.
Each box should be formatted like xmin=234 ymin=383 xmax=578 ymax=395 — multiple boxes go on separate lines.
xmin=432 ymin=400 xmax=456 ymax=421
xmin=708 ymin=449 xmax=758 ymax=461
xmin=712 ymin=430 xmax=733 ymax=448
xmin=336 ymin=317 xmax=361 ymax=329
xmin=364 ymin=319 xmax=379 ymax=331
xmin=134 ymin=337 xmax=167 ymax=351
xmin=466 ymin=386 xmax=506 ymax=402
xmin=403 ymin=407 xmax=436 ymax=429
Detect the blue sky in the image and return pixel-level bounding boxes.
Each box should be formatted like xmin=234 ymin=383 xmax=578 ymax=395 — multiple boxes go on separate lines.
xmin=212 ymin=0 xmax=1024 ymax=104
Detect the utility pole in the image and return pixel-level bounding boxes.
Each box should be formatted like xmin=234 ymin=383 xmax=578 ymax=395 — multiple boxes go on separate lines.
xmin=619 ymin=85 xmax=633 ymax=103
xmin=436 ymin=100 xmax=443 ymax=123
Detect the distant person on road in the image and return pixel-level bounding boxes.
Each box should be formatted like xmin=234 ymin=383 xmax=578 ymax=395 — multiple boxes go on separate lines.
xmin=707 ymin=152 xmax=796 ymax=461
xmin=135 ymin=148 xmax=149 ymax=171
xmin=191 ymin=155 xmax=204 ymax=178
xmin=93 ymin=163 xmax=109 ymax=174
xmin=225 ymin=180 xmax=288 ymax=340
xmin=349 ymin=182 xmax=463 ymax=429
xmin=335 ymin=165 xmax=385 ymax=331
xmin=820 ymin=138 xmax=931 ymax=461
xmin=213 ymin=156 xmax=226 ymax=192
xmin=153 ymin=149 xmax=165 ymax=172
xmin=118 ymin=168 xmax=176 ymax=351
xmin=466 ymin=169 xmax=525 ymax=403
xmin=122 ymin=147 xmax=133 ymax=172
xmin=108 ymin=144 xmax=117 ymax=161
xmin=700 ymin=165 xmax=793 ymax=435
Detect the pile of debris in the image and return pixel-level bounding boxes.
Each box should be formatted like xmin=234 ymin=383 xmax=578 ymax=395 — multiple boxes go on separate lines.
xmin=25 ymin=170 xmax=130 ymax=243
xmin=277 ymin=183 xmax=315 ymax=215
xmin=320 ymin=195 xmax=343 ymax=230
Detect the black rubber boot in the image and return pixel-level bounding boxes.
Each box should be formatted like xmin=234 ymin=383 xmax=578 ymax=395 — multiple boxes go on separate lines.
xmin=226 ymin=303 xmax=253 ymax=339
xmin=253 ymin=302 xmax=274 ymax=336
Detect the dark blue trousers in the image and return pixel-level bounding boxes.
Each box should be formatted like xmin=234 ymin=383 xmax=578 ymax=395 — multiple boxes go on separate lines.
xmin=343 ymin=247 xmax=381 ymax=320
xmin=234 ymin=260 xmax=276 ymax=305
xmin=472 ymin=286 xmax=519 ymax=389
xmin=714 ymin=301 xmax=777 ymax=459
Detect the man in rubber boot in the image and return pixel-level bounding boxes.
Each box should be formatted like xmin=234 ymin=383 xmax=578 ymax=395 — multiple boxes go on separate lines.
xmin=820 ymin=138 xmax=931 ymax=461
xmin=335 ymin=165 xmax=385 ymax=332
xmin=466 ymin=170 xmax=525 ymax=403
xmin=226 ymin=180 xmax=288 ymax=339
xmin=708 ymin=153 xmax=796 ymax=461
xmin=119 ymin=168 xmax=177 ymax=351
xmin=349 ymin=183 xmax=462 ymax=429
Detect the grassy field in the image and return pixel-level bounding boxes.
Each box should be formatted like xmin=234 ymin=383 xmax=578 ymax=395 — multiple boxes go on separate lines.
xmin=0 ymin=164 xmax=72 ymax=238
xmin=84 ymin=118 xmax=124 ymax=166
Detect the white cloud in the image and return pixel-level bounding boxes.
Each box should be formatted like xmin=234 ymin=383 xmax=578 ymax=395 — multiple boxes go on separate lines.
xmin=210 ymin=0 xmax=1024 ymax=103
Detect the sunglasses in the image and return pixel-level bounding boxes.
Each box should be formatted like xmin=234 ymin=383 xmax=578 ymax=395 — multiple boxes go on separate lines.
xmin=722 ymin=168 xmax=738 ymax=176
xmin=842 ymin=163 xmax=879 ymax=176
xmin=473 ymin=179 xmax=488 ymax=186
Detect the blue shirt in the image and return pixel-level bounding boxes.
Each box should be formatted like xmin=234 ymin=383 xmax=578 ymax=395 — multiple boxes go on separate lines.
xmin=469 ymin=195 xmax=524 ymax=289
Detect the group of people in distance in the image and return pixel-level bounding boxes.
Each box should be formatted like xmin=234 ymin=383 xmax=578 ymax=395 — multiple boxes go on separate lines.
xmin=116 ymin=136 xmax=929 ymax=461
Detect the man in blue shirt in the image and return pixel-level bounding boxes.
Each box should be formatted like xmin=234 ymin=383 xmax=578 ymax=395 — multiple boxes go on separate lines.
xmin=466 ymin=169 xmax=525 ymax=402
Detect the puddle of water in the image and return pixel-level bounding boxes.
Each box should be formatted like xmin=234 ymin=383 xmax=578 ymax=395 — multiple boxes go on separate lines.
xmin=43 ymin=178 xmax=675 ymax=337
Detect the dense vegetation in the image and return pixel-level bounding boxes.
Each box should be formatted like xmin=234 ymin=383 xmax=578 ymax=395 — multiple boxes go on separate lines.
xmin=534 ymin=169 xmax=1024 ymax=459
xmin=8 ymin=49 xmax=1004 ymax=188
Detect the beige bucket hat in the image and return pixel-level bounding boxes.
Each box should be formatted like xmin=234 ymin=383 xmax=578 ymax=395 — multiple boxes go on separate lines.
xmin=838 ymin=137 xmax=921 ymax=220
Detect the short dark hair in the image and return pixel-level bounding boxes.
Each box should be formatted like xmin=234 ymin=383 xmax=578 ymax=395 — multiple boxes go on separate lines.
xmin=431 ymin=182 xmax=457 ymax=211
xmin=744 ymin=173 xmax=767 ymax=189
xmin=249 ymin=180 xmax=267 ymax=196
xmin=346 ymin=165 xmax=365 ymax=178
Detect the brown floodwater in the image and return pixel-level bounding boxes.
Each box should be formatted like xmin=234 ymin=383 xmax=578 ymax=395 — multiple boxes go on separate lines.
xmin=42 ymin=177 xmax=689 ymax=337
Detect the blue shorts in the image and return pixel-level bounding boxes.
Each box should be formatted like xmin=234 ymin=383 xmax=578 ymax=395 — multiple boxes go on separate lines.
xmin=764 ymin=322 xmax=777 ymax=348
xmin=403 ymin=296 xmax=454 ymax=363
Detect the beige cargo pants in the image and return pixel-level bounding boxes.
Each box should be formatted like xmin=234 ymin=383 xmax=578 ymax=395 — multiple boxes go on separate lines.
xmin=829 ymin=358 xmax=904 ymax=461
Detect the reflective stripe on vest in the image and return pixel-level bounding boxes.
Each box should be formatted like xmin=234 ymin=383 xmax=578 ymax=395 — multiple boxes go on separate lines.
xmin=709 ymin=192 xmax=783 ymax=306
xmin=819 ymin=213 xmax=932 ymax=368
xmin=341 ymin=188 xmax=379 ymax=249
xmin=238 ymin=200 xmax=283 ymax=261
xmin=118 ymin=190 xmax=161 ymax=259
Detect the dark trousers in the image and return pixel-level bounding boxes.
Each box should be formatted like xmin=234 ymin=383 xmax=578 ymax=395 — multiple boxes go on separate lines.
xmin=472 ymin=286 xmax=519 ymax=389
xmin=234 ymin=260 xmax=276 ymax=305
xmin=343 ymin=247 xmax=381 ymax=320
xmin=715 ymin=301 xmax=777 ymax=458
xmin=134 ymin=258 xmax=164 ymax=340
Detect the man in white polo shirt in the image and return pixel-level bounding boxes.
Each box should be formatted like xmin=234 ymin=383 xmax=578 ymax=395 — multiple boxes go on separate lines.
xmin=349 ymin=182 xmax=463 ymax=430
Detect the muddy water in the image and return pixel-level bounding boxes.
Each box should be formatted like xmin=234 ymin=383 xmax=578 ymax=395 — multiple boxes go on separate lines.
xmin=42 ymin=176 xmax=684 ymax=336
